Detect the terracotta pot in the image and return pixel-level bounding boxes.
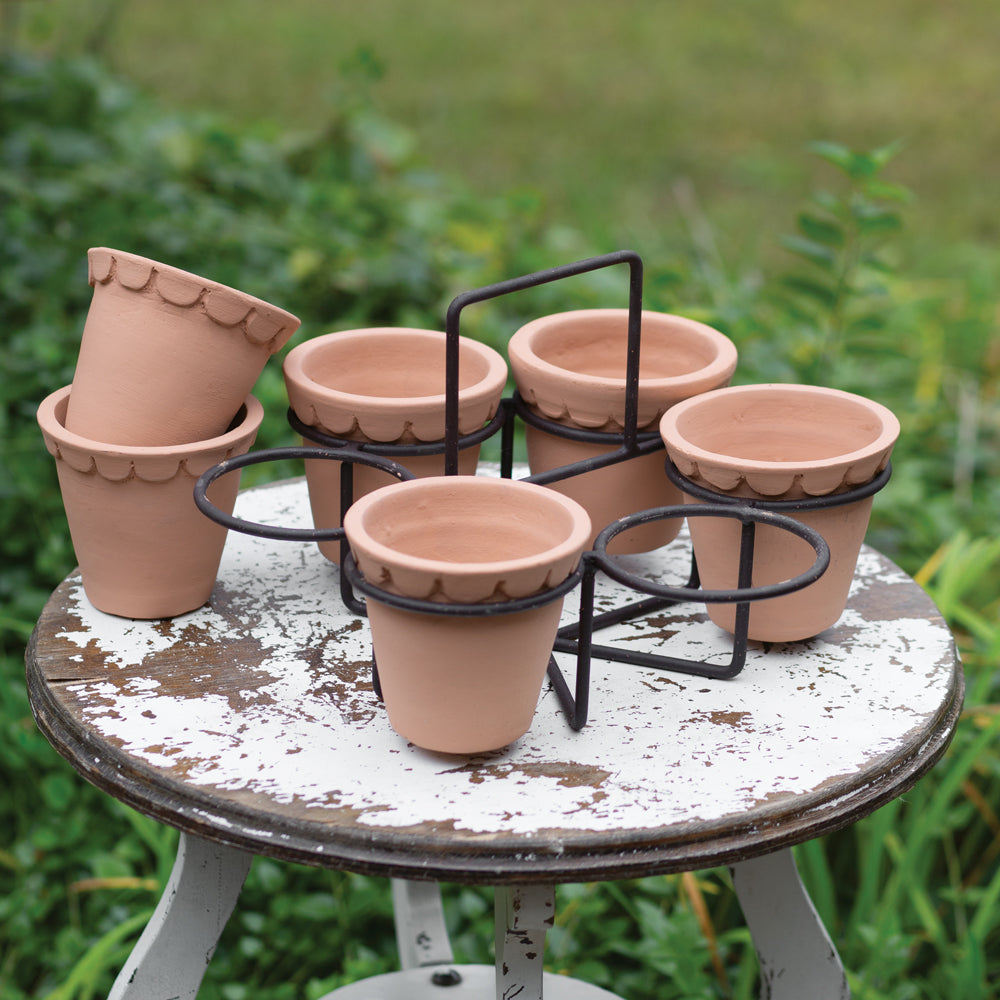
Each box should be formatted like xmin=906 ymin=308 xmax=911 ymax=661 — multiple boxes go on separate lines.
xmin=659 ymin=383 xmax=900 ymax=641
xmin=343 ymin=476 xmax=591 ymax=754
xmin=283 ymin=328 xmax=508 ymax=562
xmin=507 ymin=309 xmax=737 ymax=553
xmin=38 ymin=385 xmax=264 ymax=619
xmin=66 ymin=247 xmax=299 ymax=446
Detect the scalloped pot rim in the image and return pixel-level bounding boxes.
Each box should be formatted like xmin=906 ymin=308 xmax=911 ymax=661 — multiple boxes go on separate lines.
xmin=343 ymin=476 xmax=592 ymax=593
xmin=88 ymin=247 xmax=300 ymax=344
xmin=659 ymin=384 xmax=900 ymax=477
xmin=283 ymin=328 xmax=508 ymax=410
xmin=508 ymin=309 xmax=738 ymax=389
xmin=38 ymin=385 xmax=263 ymax=480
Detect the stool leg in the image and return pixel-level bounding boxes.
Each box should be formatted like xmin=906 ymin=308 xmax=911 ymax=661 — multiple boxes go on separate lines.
xmin=494 ymin=885 xmax=555 ymax=1000
xmin=391 ymin=880 xmax=455 ymax=970
xmin=108 ymin=832 xmax=252 ymax=1000
xmin=731 ymin=848 xmax=850 ymax=1000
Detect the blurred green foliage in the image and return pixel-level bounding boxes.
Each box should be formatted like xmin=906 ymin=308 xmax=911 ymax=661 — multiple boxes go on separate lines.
xmin=2 ymin=50 xmax=998 ymax=999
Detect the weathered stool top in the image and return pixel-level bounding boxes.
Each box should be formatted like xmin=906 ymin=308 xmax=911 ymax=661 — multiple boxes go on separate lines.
xmin=27 ymin=476 xmax=962 ymax=884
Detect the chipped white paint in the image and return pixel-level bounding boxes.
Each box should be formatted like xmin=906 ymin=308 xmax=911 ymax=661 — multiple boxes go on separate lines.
xmin=53 ymin=475 xmax=957 ymax=843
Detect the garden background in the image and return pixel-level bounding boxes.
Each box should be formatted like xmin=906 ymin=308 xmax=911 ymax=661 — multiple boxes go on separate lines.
xmin=2 ymin=1 xmax=998 ymax=997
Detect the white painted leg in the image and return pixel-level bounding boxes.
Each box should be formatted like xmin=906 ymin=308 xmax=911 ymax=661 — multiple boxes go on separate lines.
xmin=108 ymin=832 xmax=253 ymax=1000
xmin=391 ymin=880 xmax=455 ymax=970
xmin=494 ymin=884 xmax=555 ymax=1000
xmin=731 ymin=849 xmax=850 ymax=1000
xmin=322 ymin=882 xmax=621 ymax=1000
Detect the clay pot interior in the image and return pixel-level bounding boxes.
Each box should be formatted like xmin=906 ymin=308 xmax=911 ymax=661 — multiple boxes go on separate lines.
xmin=284 ymin=328 xmax=508 ymax=561
xmin=345 ymin=476 xmax=591 ymax=602
xmin=37 ymin=385 xmax=263 ymax=620
xmin=67 ymin=247 xmax=299 ymax=447
xmin=344 ymin=476 xmax=591 ymax=753
xmin=508 ymin=309 xmax=737 ymax=554
xmin=508 ymin=309 xmax=738 ymax=430
xmin=660 ymin=384 xmax=900 ymax=641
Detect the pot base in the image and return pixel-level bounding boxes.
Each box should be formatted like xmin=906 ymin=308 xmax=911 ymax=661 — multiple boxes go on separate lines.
xmin=367 ymin=600 xmax=565 ymax=754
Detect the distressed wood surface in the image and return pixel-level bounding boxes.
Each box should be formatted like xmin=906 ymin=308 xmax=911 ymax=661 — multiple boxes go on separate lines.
xmin=27 ymin=475 xmax=963 ymax=884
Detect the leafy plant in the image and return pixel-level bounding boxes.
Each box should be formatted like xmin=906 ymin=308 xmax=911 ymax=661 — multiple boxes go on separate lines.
xmin=3 ymin=48 xmax=999 ymax=1000
xmin=776 ymin=140 xmax=910 ymax=379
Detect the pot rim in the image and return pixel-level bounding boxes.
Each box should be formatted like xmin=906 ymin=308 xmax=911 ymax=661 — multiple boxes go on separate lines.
xmin=659 ymin=383 xmax=900 ymax=475
xmin=38 ymin=385 xmax=264 ymax=458
xmin=507 ymin=308 xmax=738 ymax=390
xmin=343 ymin=475 xmax=592 ymax=590
xmin=283 ymin=327 xmax=508 ymax=410
xmin=88 ymin=247 xmax=300 ymax=347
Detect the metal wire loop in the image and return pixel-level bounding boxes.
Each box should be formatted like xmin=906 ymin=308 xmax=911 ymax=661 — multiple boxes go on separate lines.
xmin=193 ymin=446 xmax=416 ymax=542
xmin=664 ymin=457 xmax=893 ymax=511
xmin=587 ymin=502 xmax=831 ymax=605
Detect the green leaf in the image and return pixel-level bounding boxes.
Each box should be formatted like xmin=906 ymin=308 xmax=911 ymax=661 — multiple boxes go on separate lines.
xmin=853 ymin=205 xmax=904 ymax=235
xmin=808 ymin=140 xmax=856 ymax=172
xmin=779 ymin=274 xmax=839 ymax=308
xmin=779 ymin=234 xmax=838 ymax=270
xmin=797 ymin=211 xmax=845 ymax=247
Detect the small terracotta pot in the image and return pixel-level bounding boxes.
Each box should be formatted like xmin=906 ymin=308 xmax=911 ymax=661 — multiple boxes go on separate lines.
xmin=343 ymin=476 xmax=591 ymax=754
xmin=283 ymin=328 xmax=508 ymax=562
xmin=659 ymin=383 xmax=900 ymax=641
xmin=507 ymin=309 xmax=737 ymax=553
xmin=38 ymin=386 xmax=264 ymax=619
xmin=66 ymin=247 xmax=299 ymax=446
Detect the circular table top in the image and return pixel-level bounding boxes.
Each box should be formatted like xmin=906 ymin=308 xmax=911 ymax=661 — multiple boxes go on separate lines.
xmin=27 ymin=475 xmax=963 ymax=884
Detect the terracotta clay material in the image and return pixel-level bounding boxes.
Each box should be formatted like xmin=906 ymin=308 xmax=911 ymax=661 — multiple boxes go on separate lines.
xmin=38 ymin=386 xmax=263 ymax=619
xmin=66 ymin=247 xmax=299 ymax=446
xmin=507 ymin=309 xmax=737 ymax=553
xmin=343 ymin=476 xmax=591 ymax=754
xmin=283 ymin=328 xmax=508 ymax=561
xmin=659 ymin=383 xmax=900 ymax=641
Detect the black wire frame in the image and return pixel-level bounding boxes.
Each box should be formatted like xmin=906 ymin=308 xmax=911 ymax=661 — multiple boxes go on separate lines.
xmin=194 ymin=249 xmax=891 ymax=732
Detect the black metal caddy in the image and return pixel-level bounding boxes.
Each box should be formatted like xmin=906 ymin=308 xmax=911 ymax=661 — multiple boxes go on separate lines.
xmin=195 ymin=250 xmax=890 ymax=730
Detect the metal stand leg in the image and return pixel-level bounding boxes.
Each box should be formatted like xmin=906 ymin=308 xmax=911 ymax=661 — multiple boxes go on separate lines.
xmin=494 ymin=885 xmax=555 ymax=1000
xmin=391 ymin=879 xmax=456 ymax=970
xmin=322 ymin=881 xmax=622 ymax=999
xmin=731 ymin=849 xmax=850 ymax=1000
xmin=108 ymin=832 xmax=252 ymax=1000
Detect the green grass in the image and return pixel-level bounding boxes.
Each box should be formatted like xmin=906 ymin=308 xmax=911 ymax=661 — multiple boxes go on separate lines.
xmin=18 ymin=0 xmax=1000 ymax=269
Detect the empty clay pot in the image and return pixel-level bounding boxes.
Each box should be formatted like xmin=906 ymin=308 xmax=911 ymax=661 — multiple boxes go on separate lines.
xmin=38 ymin=385 xmax=264 ymax=619
xmin=343 ymin=476 xmax=591 ymax=754
xmin=659 ymin=383 xmax=900 ymax=641
xmin=66 ymin=247 xmax=299 ymax=446
xmin=507 ymin=309 xmax=737 ymax=553
xmin=283 ymin=328 xmax=508 ymax=561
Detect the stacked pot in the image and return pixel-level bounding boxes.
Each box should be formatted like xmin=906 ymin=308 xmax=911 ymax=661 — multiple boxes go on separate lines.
xmin=36 ymin=247 xmax=300 ymax=619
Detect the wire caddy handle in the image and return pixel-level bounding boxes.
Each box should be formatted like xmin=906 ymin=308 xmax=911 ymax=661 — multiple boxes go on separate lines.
xmin=196 ymin=250 xmax=893 ymax=731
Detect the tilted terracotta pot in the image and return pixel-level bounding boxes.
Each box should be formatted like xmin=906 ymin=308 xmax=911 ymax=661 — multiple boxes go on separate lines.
xmin=507 ymin=309 xmax=737 ymax=553
xmin=659 ymin=383 xmax=900 ymax=642
xmin=343 ymin=476 xmax=591 ymax=754
xmin=38 ymin=386 xmax=263 ymax=619
xmin=283 ymin=328 xmax=508 ymax=562
xmin=66 ymin=247 xmax=299 ymax=445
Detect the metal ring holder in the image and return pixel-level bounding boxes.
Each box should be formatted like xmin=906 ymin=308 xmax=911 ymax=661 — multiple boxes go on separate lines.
xmin=195 ymin=249 xmax=890 ymax=731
